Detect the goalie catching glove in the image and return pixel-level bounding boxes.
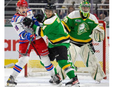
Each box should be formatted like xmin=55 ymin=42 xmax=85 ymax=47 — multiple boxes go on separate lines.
xmin=90 ymin=26 xmax=105 ymax=42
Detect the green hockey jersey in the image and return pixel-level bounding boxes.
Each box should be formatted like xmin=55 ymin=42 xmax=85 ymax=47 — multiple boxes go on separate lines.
xmin=62 ymin=10 xmax=99 ymax=43
xmin=33 ymin=13 xmax=70 ymax=48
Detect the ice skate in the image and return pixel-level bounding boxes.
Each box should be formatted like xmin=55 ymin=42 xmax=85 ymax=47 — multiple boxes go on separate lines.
xmin=7 ymin=75 xmax=17 ymax=87
xmin=65 ymin=75 xmax=80 ymax=87
xmin=49 ymin=74 xmax=62 ymax=84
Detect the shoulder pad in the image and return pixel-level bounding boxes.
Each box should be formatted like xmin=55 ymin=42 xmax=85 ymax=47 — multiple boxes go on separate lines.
xmin=27 ymin=8 xmax=32 ymax=13
xmin=44 ymin=15 xmax=57 ymax=25
xmin=89 ymin=13 xmax=98 ymax=23
xmin=68 ymin=11 xmax=81 ymax=19
xmin=27 ymin=8 xmax=33 ymax=18
xmin=11 ymin=14 xmax=24 ymax=23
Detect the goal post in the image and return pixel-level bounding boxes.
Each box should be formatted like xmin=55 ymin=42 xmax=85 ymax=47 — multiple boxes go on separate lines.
xmin=99 ymin=20 xmax=107 ymax=78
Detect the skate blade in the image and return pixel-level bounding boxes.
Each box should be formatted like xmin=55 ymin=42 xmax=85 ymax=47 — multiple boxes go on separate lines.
xmin=58 ymin=84 xmax=80 ymax=87
xmin=50 ymin=81 xmax=62 ymax=85
xmin=73 ymin=84 xmax=80 ymax=87
xmin=6 ymin=83 xmax=16 ymax=87
xmin=57 ymin=82 xmax=63 ymax=87
xmin=66 ymin=84 xmax=80 ymax=87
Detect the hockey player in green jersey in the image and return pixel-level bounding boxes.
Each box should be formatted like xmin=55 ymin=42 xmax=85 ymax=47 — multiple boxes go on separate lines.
xmin=62 ymin=0 xmax=106 ymax=82
xmin=22 ymin=3 xmax=80 ymax=87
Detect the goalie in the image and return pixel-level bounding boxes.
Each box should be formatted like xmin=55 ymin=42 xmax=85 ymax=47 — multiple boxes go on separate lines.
xmin=62 ymin=0 xmax=106 ymax=82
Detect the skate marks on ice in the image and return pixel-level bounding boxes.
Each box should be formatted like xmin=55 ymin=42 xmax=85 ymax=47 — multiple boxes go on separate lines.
xmin=5 ymin=77 xmax=109 ymax=87
xmin=57 ymin=81 xmax=109 ymax=87
xmin=5 ymin=69 xmax=109 ymax=87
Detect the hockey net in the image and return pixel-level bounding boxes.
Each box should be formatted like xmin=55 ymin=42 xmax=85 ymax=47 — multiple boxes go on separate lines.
xmin=24 ymin=20 xmax=109 ymax=78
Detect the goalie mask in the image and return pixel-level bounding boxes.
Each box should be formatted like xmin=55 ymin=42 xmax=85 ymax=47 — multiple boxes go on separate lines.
xmin=79 ymin=0 xmax=91 ymax=17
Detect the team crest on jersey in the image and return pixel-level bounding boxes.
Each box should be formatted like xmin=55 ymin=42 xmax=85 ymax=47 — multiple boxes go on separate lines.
xmin=78 ymin=22 xmax=89 ymax=35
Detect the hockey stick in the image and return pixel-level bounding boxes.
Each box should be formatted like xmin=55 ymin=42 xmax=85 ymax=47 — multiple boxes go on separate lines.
xmin=18 ymin=37 xmax=33 ymax=56
xmin=31 ymin=42 xmax=41 ymax=59
xmin=18 ymin=29 xmax=34 ymax=56
xmin=4 ymin=63 xmax=14 ymax=68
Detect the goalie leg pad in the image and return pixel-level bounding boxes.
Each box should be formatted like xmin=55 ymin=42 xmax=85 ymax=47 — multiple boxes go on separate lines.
xmin=80 ymin=43 xmax=106 ymax=81
xmin=69 ymin=43 xmax=81 ymax=64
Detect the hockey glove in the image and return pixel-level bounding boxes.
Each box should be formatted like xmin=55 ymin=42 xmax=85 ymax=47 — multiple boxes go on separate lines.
xmin=35 ymin=13 xmax=44 ymax=23
xmin=23 ymin=17 xmax=34 ymax=28
xmin=24 ymin=32 xmax=35 ymax=41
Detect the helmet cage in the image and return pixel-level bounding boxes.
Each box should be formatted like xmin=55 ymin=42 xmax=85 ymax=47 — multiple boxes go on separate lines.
xmin=80 ymin=1 xmax=91 ymax=17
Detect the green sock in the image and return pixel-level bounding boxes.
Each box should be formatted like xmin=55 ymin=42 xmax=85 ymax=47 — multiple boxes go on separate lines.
xmin=67 ymin=70 xmax=75 ymax=79
xmin=58 ymin=60 xmax=75 ymax=79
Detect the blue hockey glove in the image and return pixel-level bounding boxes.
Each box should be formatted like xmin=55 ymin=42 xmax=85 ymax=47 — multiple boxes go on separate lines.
xmin=25 ymin=32 xmax=35 ymax=41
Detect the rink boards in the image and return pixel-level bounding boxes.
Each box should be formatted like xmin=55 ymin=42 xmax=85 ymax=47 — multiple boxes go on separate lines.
xmin=5 ymin=26 xmax=108 ymax=68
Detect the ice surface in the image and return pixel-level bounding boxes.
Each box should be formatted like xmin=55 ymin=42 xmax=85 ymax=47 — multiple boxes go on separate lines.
xmin=4 ymin=69 xmax=109 ymax=87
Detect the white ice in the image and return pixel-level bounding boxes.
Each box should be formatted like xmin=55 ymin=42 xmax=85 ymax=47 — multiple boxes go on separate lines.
xmin=4 ymin=68 xmax=109 ymax=87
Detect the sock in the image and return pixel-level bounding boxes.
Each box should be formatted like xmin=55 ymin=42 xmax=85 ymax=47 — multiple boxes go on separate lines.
xmin=58 ymin=60 xmax=75 ymax=79
xmin=54 ymin=67 xmax=58 ymax=75
xmin=44 ymin=63 xmax=55 ymax=76
xmin=40 ymin=60 xmax=57 ymax=75
xmin=11 ymin=64 xmax=23 ymax=79
xmin=11 ymin=56 xmax=29 ymax=79
xmin=40 ymin=56 xmax=55 ymax=76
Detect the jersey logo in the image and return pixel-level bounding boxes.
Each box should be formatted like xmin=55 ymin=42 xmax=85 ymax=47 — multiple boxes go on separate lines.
xmin=63 ymin=17 xmax=68 ymax=23
xmin=15 ymin=25 xmax=19 ymax=31
xmin=75 ymin=19 xmax=81 ymax=22
xmin=78 ymin=22 xmax=89 ymax=35
xmin=88 ymin=21 xmax=93 ymax=24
